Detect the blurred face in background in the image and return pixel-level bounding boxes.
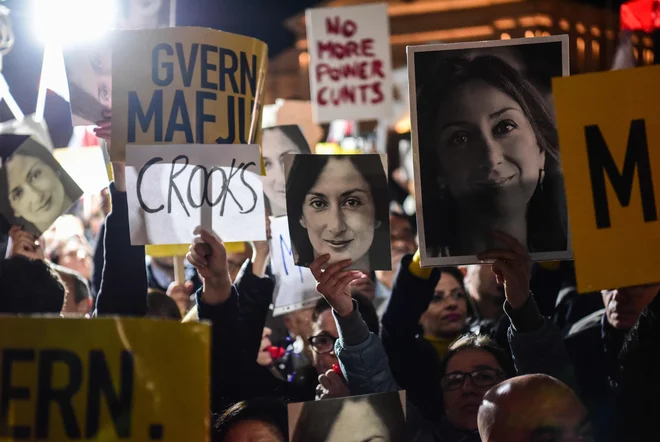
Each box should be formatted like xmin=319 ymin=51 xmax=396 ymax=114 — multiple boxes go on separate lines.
xmin=58 ymin=243 xmax=92 ymax=281
xmin=310 ymin=309 xmax=339 ymax=374
xmin=464 ymin=265 xmax=504 ymax=302
xmin=262 ymin=128 xmax=304 ymax=217
xmin=376 ymin=214 xmax=417 ymax=288
xmin=602 ymin=283 xmax=660 ymax=330
xmin=420 ymin=272 xmax=468 ymax=338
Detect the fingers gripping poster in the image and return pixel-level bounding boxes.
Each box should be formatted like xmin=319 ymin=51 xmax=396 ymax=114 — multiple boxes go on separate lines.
xmin=0 ymin=317 xmax=210 ymax=442
xmin=111 ymin=27 xmax=268 ymax=162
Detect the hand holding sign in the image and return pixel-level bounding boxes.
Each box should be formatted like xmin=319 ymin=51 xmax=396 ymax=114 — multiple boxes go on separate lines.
xmin=309 ymin=254 xmax=363 ymax=317
xmin=477 ymin=231 xmax=532 ymax=310
xmin=317 ymin=368 xmax=350 ymax=400
xmin=187 ymin=225 xmax=231 ymax=305
xmin=8 ymin=226 xmax=44 ymax=261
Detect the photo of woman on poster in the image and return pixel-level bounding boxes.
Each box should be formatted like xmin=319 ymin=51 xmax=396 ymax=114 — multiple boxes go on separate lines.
xmin=117 ymin=0 xmax=175 ymax=30
xmin=0 ymin=138 xmax=83 ymax=235
xmin=285 ymin=154 xmax=391 ymax=271
xmin=410 ymin=36 xmax=571 ymax=266
xmin=262 ymin=125 xmax=311 ymax=217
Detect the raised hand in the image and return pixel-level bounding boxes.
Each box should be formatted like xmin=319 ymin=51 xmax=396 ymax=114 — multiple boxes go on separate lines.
xmin=309 ymin=254 xmax=364 ymax=318
xmin=186 ymin=226 xmax=231 ymax=305
xmin=316 ymin=369 xmax=351 ymax=400
xmin=477 ymin=230 xmax=531 ymax=310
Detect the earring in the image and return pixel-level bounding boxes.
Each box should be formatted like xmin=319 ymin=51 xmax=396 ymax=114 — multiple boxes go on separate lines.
xmin=538 ymin=169 xmax=545 ymax=191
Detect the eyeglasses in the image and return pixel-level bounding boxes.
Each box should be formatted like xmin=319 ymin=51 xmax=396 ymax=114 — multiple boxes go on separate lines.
xmin=431 ymin=290 xmax=466 ymax=303
xmin=307 ymin=333 xmax=338 ymax=354
xmin=440 ymin=368 xmax=503 ymax=392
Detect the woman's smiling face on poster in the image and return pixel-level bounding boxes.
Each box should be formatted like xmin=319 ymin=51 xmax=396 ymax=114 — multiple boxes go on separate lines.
xmin=263 ymin=128 xmax=302 ymax=217
xmin=300 ymin=157 xmax=377 ymax=268
xmin=7 ymin=154 xmax=65 ymax=227
xmin=435 ymin=79 xmax=545 ymax=216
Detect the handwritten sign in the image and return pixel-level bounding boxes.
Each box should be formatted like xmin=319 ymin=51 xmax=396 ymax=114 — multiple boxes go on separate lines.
xmin=305 ymin=3 xmax=393 ymax=123
xmin=269 ymin=216 xmax=320 ymax=316
xmin=111 ymin=27 xmax=268 ymax=161
xmin=0 ymin=317 xmax=209 ymax=441
xmin=553 ymin=65 xmax=660 ymax=292
xmin=125 ymin=144 xmax=265 ymax=245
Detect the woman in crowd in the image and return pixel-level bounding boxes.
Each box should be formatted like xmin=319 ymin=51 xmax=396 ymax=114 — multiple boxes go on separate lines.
xmin=286 ymin=154 xmax=390 ymax=271
xmin=262 ymin=125 xmax=311 ymax=217
xmin=415 ymin=54 xmax=567 ymax=257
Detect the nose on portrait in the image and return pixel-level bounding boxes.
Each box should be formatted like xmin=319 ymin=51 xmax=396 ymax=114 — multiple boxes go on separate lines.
xmin=326 ymin=205 xmax=347 ymax=234
xmin=476 ymin=135 xmax=505 ymax=173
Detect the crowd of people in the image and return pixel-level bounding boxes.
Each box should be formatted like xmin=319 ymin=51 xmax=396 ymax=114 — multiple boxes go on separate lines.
xmin=0 ymin=111 xmax=658 ymax=442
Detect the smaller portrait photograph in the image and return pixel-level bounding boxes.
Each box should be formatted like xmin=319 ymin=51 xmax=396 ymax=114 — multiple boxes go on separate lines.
xmin=284 ymin=153 xmax=391 ymax=271
xmin=0 ymin=137 xmax=83 ymax=236
xmin=116 ymin=0 xmax=176 ymax=30
xmin=408 ymin=35 xmax=572 ymax=266
xmin=262 ymin=125 xmax=312 ymax=218
xmin=288 ymin=391 xmax=407 ymax=442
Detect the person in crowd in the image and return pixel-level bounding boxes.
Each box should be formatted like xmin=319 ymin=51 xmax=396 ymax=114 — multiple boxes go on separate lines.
xmin=477 ymin=374 xmax=594 ymax=442
xmin=416 ymin=55 xmax=567 ymax=257
xmin=310 ymin=230 xmax=576 ymax=441
xmin=146 ymin=289 xmax=183 ymax=320
xmin=564 ymin=282 xmax=660 ymax=442
xmin=48 ymin=234 xmax=93 ymax=282
xmin=0 ymin=256 xmax=65 ymax=314
xmin=262 ymin=125 xmax=311 ymax=217
xmin=463 ymin=265 xmax=505 ymax=321
xmin=55 ymin=264 xmax=92 ymax=316
xmin=286 ymin=154 xmax=391 ymax=271
xmin=0 ymin=140 xmax=79 ymax=234
xmin=212 ymin=398 xmax=288 ymax=442
xmin=291 ymin=392 xmax=406 ymax=442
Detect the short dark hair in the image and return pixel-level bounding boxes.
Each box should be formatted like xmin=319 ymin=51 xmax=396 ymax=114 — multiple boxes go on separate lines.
xmin=52 ymin=264 xmax=90 ymax=304
xmin=146 ymin=291 xmax=181 ymax=320
xmin=213 ymin=398 xmax=287 ymax=442
xmin=312 ymin=293 xmax=380 ymax=336
xmin=440 ymin=333 xmax=514 ymax=379
xmin=286 ymin=154 xmax=390 ymax=267
xmin=0 ymin=256 xmax=65 ymax=314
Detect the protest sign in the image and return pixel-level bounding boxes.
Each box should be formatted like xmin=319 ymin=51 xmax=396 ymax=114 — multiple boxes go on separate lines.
xmin=553 ymin=65 xmax=660 ymax=292
xmin=408 ymin=36 xmax=571 ymax=267
xmin=288 ymin=391 xmax=406 ymax=442
xmin=305 ymin=3 xmax=393 ymax=123
xmin=111 ymin=27 xmax=268 ymax=162
xmin=263 ymin=100 xmax=323 ymax=152
xmin=116 ymin=0 xmax=177 ymax=30
xmin=53 ymin=147 xmax=110 ymax=195
xmin=269 ymin=216 xmax=320 ymax=316
xmin=0 ymin=316 xmax=210 ymax=441
xmin=125 ymin=144 xmax=265 ymax=245
xmin=0 ymin=137 xmax=83 ymax=236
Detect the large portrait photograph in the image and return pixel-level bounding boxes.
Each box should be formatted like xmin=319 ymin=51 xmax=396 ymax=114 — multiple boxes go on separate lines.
xmin=408 ymin=35 xmax=571 ymax=266
xmin=284 ymin=153 xmax=391 ymax=271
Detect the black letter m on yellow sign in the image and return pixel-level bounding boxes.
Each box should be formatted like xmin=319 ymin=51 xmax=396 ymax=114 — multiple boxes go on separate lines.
xmin=585 ymin=119 xmax=657 ymax=229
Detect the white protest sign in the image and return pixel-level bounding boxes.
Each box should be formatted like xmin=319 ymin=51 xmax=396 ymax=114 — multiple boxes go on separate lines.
xmin=305 ymin=3 xmax=393 ymax=123
xmin=126 ymin=144 xmax=265 ymax=245
xmin=270 ymin=216 xmax=321 ymax=316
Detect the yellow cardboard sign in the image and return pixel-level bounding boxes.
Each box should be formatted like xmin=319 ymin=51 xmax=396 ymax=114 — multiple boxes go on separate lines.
xmin=553 ymin=65 xmax=660 ymax=292
xmin=111 ymin=27 xmax=268 ymax=161
xmin=0 ymin=317 xmax=210 ymax=441
xmin=146 ymin=241 xmax=245 ymax=258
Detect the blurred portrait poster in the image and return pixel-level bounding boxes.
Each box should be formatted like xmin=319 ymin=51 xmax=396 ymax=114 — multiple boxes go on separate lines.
xmin=111 ymin=27 xmax=268 ymax=161
xmin=305 ymin=3 xmax=393 ymax=123
xmin=408 ymin=36 xmax=572 ymax=267
xmin=288 ymin=391 xmax=407 ymax=442
xmin=284 ymin=153 xmax=391 ymax=272
xmin=553 ymin=65 xmax=660 ymax=292
xmin=0 ymin=136 xmax=83 ymax=236
xmin=116 ymin=0 xmax=177 ymax=30
xmin=125 ymin=144 xmax=265 ymax=245
xmin=269 ymin=215 xmax=321 ymax=316
xmin=263 ymin=100 xmax=324 ymax=152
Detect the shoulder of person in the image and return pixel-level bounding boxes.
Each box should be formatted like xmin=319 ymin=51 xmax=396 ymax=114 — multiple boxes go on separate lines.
xmin=566 ymin=308 xmax=606 ymax=338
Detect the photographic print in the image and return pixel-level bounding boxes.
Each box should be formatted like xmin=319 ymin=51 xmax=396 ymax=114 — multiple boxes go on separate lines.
xmin=288 ymin=391 xmax=407 ymax=442
xmin=262 ymin=125 xmax=312 ymax=218
xmin=284 ymin=153 xmax=391 ymax=271
xmin=116 ymin=0 xmax=176 ymax=30
xmin=0 ymin=137 xmax=83 ymax=236
xmin=408 ymin=35 xmax=572 ymax=266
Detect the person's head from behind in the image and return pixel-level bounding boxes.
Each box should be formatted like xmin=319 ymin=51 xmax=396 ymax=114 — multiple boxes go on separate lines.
xmin=439 ymin=334 xmax=513 ymax=432
xmin=309 ymin=294 xmax=379 ymax=375
xmin=146 ymin=290 xmax=182 ymax=320
xmin=0 ymin=256 xmax=65 ymax=314
xmin=602 ymin=282 xmax=660 ymax=330
xmin=286 ymin=154 xmax=390 ymax=271
xmin=213 ymin=398 xmax=287 ymax=442
xmin=291 ymin=392 xmax=406 ymax=442
xmin=262 ymin=125 xmax=310 ymax=217
xmin=418 ymin=54 xmax=565 ymax=252
xmin=478 ymin=374 xmax=593 ymax=442
xmin=420 ymin=267 xmax=469 ymax=338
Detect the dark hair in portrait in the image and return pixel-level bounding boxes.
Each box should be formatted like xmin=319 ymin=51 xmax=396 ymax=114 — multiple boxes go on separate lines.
xmin=286 ymin=154 xmax=391 ymax=268
xmin=212 ymin=398 xmax=288 ymax=442
xmin=0 ymin=137 xmax=81 ymax=235
xmin=265 ymin=125 xmax=311 ymax=155
xmin=414 ymin=42 xmax=568 ymax=257
xmin=291 ymin=392 xmax=406 ymax=442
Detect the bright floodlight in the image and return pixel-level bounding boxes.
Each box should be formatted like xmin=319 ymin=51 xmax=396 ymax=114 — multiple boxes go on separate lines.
xmin=32 ymin=0 xmax=117 ymax=45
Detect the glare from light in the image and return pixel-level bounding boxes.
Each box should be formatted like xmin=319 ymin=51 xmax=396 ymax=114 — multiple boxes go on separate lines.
xmin=32 ymin=0 xmax=117 ymax=45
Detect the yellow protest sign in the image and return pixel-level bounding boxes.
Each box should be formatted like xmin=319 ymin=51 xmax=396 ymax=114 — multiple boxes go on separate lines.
xmin=553 ymin=65 xmax=660 ymax=292
xmin=111 ymin=27 xmax=268 ymax=161
xmin=0 ymin=317 xmax=210 ymax=442
xmin=146 ymin=241 xmax=245 ymax=258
